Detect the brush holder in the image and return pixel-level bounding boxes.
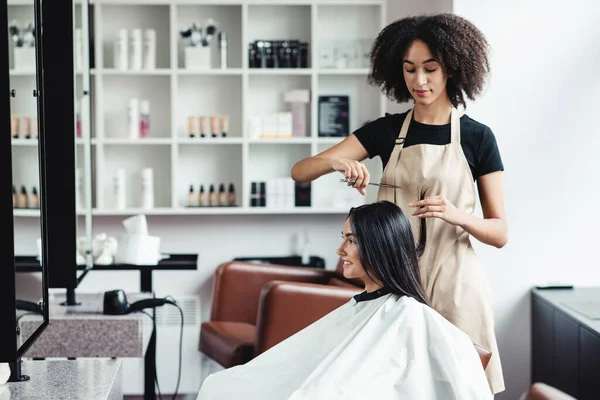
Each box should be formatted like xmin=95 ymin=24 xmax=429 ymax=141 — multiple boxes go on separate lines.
xmin=185 ymin=46 xmax=211 ymax=70
xmin=14 ymin=47 xmax=36 ymax=70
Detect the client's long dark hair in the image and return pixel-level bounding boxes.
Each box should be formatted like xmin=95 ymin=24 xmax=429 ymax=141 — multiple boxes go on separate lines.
xmin=347 ymin=201 xmax=430 ymax=306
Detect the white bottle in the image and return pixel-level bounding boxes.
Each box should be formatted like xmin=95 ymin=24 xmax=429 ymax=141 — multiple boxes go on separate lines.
xmin=114 ymin=28 xmax=128 ymax=70
xmin=130 ymin=28 xmax=142 ymax=70
xmin=143 ymin=29 xmax=156 ymax=70
xmin=128 ymin=98 xmax=140 ymax=139
xmin=75 ymin=28 xmax=83 ymax=71
xmin=75 ymin=168 xmax=83 ymax=210
xmin=114 ymin=169 xmax=126 ymax=209
xmin=141 ymin=168 xmax=154 ymax=209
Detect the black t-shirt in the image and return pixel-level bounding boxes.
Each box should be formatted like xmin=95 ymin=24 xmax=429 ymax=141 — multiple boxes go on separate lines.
xmin=353 ymin=111 xmax=504 ymax=180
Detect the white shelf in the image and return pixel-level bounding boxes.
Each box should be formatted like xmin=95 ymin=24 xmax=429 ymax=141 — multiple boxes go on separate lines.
xmin=248 ymin=69 xmax=312 ymax=76
xmin=318 ymin=68 xmax=370 ymax=75
xmin=178 ymin=137 xmax=243 ymax=144
xmin=13 ymin=0 xmax=386 ymax=215
xmin=248 ymin=138 xmax=312 ymax=144
xmin=102 ymin=138 xmax=172 ymax=145
xmin=177 ymin=68 xmax=243 ymax=76
xmin=98 ymin=68 xmax=172 ymax=76
xmin=11 ymin=138 xmax=38 ymax=146
xmin=13 ymin=209 xmax=41 ymax=217
xmin=91 ymin=206 xmax=349 ymax=216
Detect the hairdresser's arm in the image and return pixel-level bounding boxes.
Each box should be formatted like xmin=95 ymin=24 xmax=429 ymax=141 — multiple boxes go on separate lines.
xmin=410 ymin=171 xmax=508 ymax=248
xmin=291 ymin=135 xmax=371 ymax=195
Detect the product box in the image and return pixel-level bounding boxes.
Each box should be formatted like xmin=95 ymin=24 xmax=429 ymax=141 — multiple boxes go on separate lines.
xmin=318 ymin=95 xmax=349 ymax=137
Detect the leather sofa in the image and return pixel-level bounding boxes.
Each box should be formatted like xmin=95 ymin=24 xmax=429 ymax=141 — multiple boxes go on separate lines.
xmin=199 ymin=260 xmax=492 ymax=370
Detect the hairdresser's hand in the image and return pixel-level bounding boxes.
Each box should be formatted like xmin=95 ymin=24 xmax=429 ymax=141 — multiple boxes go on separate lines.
xmin=408 ymin=195 xmax=466 ymax=226
xmin=331 ymin=158 xmax=370 ymax=195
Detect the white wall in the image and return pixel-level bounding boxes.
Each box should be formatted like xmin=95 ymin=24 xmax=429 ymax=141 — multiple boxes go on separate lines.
xmin=449 ymin=0 xmax=600 ymax=398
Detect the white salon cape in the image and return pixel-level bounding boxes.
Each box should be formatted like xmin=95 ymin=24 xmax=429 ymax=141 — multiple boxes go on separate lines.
xmin=197 ymin=290 xmax=493 ymax=400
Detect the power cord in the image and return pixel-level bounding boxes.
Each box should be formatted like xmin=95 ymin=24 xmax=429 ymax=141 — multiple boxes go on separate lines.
xmin=140 ymin=310 xmax=163 ymax=400
xmin=137 ymin=299 xmax=184 ymax=400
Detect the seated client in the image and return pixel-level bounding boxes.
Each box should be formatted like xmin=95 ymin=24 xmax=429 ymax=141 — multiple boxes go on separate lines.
xmin=197 ymin=201 xmax=492 ymax=399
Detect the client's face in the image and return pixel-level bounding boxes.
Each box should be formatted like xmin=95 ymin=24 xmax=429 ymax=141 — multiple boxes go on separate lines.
xmin=336 ymin=219 xmax=366 ymax=281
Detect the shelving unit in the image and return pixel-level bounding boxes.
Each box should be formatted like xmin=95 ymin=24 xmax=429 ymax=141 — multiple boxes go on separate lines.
xmin=10 ymin=0 xmax=387 ymax=217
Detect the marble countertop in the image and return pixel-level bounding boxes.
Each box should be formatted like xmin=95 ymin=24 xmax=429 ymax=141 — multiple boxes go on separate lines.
xmin=532 ymin=287 xmax=600 ymax=335
xmin=2 ymin=359 xmax=122 ymax=400
xmin=19 ymin=292 xmax=153 ymax=358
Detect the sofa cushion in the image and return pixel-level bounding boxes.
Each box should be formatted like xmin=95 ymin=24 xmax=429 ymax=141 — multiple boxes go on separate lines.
xmin=199 ymin=321 xmax=256 ymax=368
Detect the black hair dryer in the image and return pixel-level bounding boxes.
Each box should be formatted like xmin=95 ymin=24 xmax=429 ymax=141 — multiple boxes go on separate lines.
xmin=103 ymin=289 xmax=130 ymax=315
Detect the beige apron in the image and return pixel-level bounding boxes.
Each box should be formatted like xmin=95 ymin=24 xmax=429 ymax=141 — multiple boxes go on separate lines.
xmin=377 ymin=108 xmax=504 ymax=394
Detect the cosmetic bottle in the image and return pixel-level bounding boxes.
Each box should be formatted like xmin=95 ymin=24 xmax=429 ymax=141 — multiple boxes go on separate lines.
xmin=115 ymin=28 xmax=128 ymax=70
xmin=259 ymin=182 xmax=266 ymax=207
xmin=76 ymin=99 xmax=82 ymax=138
xmin=11 ymin=116 xmax=19 ymax=138
xmin=140 ymin=100 xmax=150 ymax=138
xmin=75 ymin=28 xmax=83 ymax=71
xmin=219 ymin=31 xmax=227 ymax=69
xmin=12 ymin=185 xmax=16 ymax=207
xmin=188 ymin=184 xmax=196 ymax=206
xmin=32 ymin=117 xmax=38 ymax=139
xmin=198 ymin=185 xmax=205 ymax=206
xmin=199 ymin=116 xmax=207 ymax=138
xmin=141 ymin=168 xmax=154 ymax=209
xmin=130 ymin=28 xmax=143 ymax=70
xmin=31 ymin=186 xmax=39 ymax=208
xmin=228 ymin=183 xmax=236 ymax=206
xmin=220 ymin=116 xmax=229 ymax=137
xmin=143 ymin=29 xmax=156 ymax=70
xmin=188 ymin=116 xmax=196 ymax=138
xmin=75 ymin=168 xmax=83 ymax=210
xmin=19 ymin=185 xmax=28 ymax=208
xmin=23 ymin=117 xmax=31 ymax=139
xmin=209 ymin=184 xmax=216 ymax=206
xmin=218 ymin=183 xmax=226 ymax=206
xmin=114 ymin=169 xmax=126 ymax=209
xmin=210 ymin=116 xmax=218 ymax=138
xmin=250 ymin=182 xmax=258 ymax=207
xmin=128 ymin=98 xmax=140 ymax=139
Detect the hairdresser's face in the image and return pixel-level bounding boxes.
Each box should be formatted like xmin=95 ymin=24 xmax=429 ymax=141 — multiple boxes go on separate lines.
xmin=403 ymin=40 xmax=449 ymax=107
xmin=336 ymin=219 xmax=367 ymax=281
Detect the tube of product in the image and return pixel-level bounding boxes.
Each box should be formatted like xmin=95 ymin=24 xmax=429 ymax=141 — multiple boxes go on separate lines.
xmin=188 ymin=116 xmax=196 ymax=138
xmin=141 ymin=168 xmax=154 ymax=209
xmin=210 ymin=116 xmax=218 ymax=138
xmin=11 ymin=116 xmax=19 ymax=138
xmin=219 ymin=31 xmax=227 ymax=69
xmin=143 ymin=29 xmax=156 ymax=70
xmin=200 ymin=116 xmax=208 ymax=138
xmin=130 ymin=28 xmax=142 ymax=70
xmin=128 ymin=98 xmax=140 ymax=139
xmin=23 ymin=117 xmax=31 ymax=139
xmin=220 ymin=115 xmax=229 ymax=137
xmin=114 ymin=169 xmax=126 ymax=209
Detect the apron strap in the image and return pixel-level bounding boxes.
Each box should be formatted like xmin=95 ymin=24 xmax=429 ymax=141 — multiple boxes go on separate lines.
xmin=450 ymin=107 xmax=462 ymax=146
xmin=381 ymin=109 xmax=413 ymax=203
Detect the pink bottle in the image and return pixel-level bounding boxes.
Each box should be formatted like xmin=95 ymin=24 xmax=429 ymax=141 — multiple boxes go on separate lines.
xmin=140 ymin=100 xmax=150 ymax=138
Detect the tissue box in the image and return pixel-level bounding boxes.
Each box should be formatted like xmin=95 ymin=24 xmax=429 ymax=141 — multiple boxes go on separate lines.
xmin=115 ymin=234 xmax=161 ymax=265
xmin=14 ymin=47 xmax=36 ymax=70
xmin=185 ymin=46 xmax=211 ymax=70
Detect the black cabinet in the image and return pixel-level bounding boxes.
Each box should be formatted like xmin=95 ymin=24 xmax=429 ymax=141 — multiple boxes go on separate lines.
xmin=531 ymin=289 xmax=600 ymax=400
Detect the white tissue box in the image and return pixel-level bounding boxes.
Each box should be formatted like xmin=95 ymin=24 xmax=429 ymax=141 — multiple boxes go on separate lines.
xmin=185 ymin=46 xmax=211 ymax=70
xmin=14 ymin=47 xmax=36 ymax=70
xmin=115 ymin=234 xmax=161 ymax=265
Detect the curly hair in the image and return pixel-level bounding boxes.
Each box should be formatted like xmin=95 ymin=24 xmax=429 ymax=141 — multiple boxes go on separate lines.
xmin=368 ymin=13 xmax=491 ymax=109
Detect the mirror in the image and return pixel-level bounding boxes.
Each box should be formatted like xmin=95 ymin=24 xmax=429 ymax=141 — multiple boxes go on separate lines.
xmin=74 ymin=0 xmax=94 ymax=277
xmin=8 ymin=0 xmax=45 ymax=352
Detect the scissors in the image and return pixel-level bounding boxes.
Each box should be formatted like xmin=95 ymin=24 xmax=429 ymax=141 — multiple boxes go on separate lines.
xmin=340 ymin=178 xmax=404 ymax=190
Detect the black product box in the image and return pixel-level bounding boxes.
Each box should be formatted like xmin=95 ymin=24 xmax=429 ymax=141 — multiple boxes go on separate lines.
xmin=295 ymin=182 xmax=311 ymax=207
xmin=318 ymin=95 xmax=349 ymax=137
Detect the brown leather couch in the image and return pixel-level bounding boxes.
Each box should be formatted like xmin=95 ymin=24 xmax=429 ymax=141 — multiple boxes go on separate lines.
xmin=199 ymin=260 xmax=492 ymax=370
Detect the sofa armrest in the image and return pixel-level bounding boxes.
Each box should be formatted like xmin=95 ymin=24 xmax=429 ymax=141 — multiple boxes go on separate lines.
xmin=210 ymin=261 xmax=334 ymax=324
xmin=254 ymin=280 xmax=362 ymax=356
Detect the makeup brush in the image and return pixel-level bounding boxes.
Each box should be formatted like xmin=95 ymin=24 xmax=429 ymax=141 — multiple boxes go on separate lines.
xmin=203 ymin=18 xmax=217 ymax=47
